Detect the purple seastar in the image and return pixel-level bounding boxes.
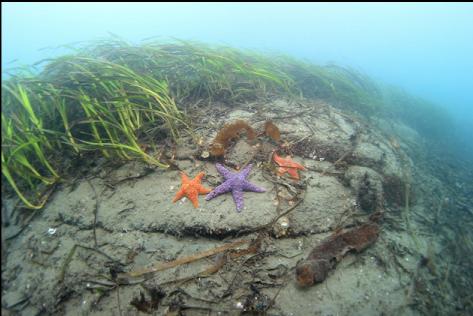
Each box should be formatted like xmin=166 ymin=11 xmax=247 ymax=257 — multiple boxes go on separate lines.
xmin=205 ymin=163 xmax=265 ymax=212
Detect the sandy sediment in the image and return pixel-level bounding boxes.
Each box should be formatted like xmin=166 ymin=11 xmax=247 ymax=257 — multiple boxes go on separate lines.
xmin=1 ymin=98 xmax=464 ymax=315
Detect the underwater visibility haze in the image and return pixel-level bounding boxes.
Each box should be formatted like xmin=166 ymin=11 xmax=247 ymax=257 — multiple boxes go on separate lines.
xmin=2 ymin=3 xmax=473 ymax=315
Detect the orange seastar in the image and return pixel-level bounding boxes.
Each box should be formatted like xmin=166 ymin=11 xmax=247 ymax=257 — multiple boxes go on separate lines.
xmin=173 ymin=172 xmax=211 ymax=208
xmin=273 ymin=152 xmax=306 ymax=180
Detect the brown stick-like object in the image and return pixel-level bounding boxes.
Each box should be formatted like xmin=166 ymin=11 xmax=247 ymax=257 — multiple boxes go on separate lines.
xmin=120 ymin=239 xmax=249 ymax=279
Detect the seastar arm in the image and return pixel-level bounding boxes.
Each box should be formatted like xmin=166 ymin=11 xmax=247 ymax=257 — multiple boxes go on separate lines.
xmin=287 ymin=168 xmax=300 ymax=180
xmin=231 ymin=188 xmax=244 ymax=212
xmin=273 ymin=153 xmax=286 ymax=166
xmin=187 ymin=190 xmax=199 ymax=208
xmin=180 ymin=172 xmax=190 ymax=183
xmin=205 ymin=182 xmax=232 ymax=201
xmin=242 ymin=180 xmax=266 ymax=193
xmin=172 ymin=188 xmax=185 ymax=203
xmin=195 ymin=172 xmax=206 ymax=181
xmin=277 ymin=167 xmax=288 ymax=177
xmin=215 ymin=163 xmax=233 ymax=180
xmin=198 ymin=186 xmax=212 ymax=194
xmin=240 ymin=163 xmax=253 ymax=178
xmin=292 ymin=161 xmax=306 ymax=170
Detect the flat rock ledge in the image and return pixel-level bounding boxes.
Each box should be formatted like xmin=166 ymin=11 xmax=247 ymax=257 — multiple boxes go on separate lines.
xmin=44 ymin=99 xmax=407 ymax=238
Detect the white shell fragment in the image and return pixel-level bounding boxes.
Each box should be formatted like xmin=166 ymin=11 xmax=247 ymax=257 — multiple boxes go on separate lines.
xmin=273 ymin=216 xmax=291 ymax=238
xmin=47 ymin=227 xmax=57 ymax=235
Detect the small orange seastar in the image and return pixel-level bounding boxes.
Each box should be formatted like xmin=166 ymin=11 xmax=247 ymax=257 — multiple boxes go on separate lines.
xmin=173 ymin=172 xmax=211 ymax=208
xmin=273 ymin=152 xmax=306 ymax=180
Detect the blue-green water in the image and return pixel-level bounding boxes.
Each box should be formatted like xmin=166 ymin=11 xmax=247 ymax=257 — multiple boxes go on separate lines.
xmin=3 ymin=3 xmax=472 ymax=138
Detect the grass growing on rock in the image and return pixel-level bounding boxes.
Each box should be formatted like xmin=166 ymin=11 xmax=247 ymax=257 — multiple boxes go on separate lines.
xmin=1 ymin=39 xmax=454 ymax=209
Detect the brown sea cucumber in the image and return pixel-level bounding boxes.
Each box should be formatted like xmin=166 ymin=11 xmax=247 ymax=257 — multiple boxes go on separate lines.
xmin=209 ymin=120 xmax=256 ymax=157
xmin=264 ymin=120 xmax=281 ymax=142
xmin=295 ymin=222 xmax=380 ymax=287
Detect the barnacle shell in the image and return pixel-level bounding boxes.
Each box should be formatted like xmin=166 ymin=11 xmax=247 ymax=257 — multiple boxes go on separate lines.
xmin=273 ymin=216 xmax=290 ymax=238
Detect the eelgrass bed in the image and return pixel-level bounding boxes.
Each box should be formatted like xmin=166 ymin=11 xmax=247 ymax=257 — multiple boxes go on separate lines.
xmin=1 ymin=39 xmax=452 ymax=209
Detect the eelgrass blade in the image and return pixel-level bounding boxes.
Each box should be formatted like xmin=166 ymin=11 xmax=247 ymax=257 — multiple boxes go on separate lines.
xmin=1 ymin=153 xmax=46 ymax=209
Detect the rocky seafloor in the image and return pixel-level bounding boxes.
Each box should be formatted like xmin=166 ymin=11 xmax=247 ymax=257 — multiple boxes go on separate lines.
xmin=2 ymin=98 xmax=472 ymax=315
